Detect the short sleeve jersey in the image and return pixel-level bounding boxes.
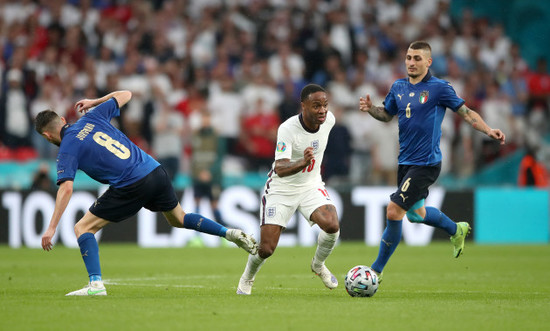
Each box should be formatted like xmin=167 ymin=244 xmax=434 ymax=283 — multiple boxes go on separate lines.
xmin=56 ymin=98 xmax=160 ymax=187
xmin=266 ymin=111 xmax=335 ymax=194
xmin=383 ymin=72 xmax=465 ymax=165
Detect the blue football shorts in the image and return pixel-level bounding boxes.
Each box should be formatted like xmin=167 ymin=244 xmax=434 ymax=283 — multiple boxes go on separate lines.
xmin=89 ymin=165 xmax=179 ymax=222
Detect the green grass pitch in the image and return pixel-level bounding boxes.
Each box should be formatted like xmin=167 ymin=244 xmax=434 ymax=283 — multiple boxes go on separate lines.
xmin=1 ymin=242 xmax=549 ymax=330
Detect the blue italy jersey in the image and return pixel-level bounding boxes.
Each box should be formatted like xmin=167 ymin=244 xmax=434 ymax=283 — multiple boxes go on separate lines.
xmin=56 ymin=98 xmax=160 ymax=187
xmin=383 ymin=72 xmax=465 ymax=165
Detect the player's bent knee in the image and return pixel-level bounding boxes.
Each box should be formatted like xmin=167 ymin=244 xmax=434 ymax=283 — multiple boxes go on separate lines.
xmin=324 ymin=221 xmax=340 ymax=234
xmin=74 ymin=222 xmax=91 ymax=237
xmin=386 ymin=209 xmax=403 ymax=221
xmin=258 ymin=244 xmax=276 ymax=259
xmin=406 ymin=210 xmax=424 ymax=223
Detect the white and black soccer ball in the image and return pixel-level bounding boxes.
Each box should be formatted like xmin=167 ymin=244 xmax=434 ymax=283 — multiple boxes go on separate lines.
xmin=344 ymin=265 xmax=379 ymax=297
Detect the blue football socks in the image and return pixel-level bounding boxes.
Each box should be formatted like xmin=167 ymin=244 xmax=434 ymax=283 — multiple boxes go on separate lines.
xmin=213 ymin=209 xmax=225 ymax=226
xmin=183 ymin=213 xmax=228 ymax=237
xmin=77 ymin=232 xmax=102 ymax=282
xmin=371 ymin=219 xmax=402 ymax=273
xmin=423 ymin=207 xmax=458 ymax=236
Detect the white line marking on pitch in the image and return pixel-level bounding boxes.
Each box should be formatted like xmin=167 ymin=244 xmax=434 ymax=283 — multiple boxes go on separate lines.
xmin=103 ymin=281 xmax=204 ymax=288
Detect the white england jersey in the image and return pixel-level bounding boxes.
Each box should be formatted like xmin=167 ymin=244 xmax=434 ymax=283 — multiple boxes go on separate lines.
xmin=265 ymin=111 xmax=335 ymax=194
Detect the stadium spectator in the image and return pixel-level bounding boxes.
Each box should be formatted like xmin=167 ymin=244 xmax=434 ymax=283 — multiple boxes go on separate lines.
xmin=190 ymin=110 xmax=226 ymax=225
xmin=239 ymin=98 xmax=280 ymax=172
xmin=518 ymin=147 xmax=549 ymax=188
xmin=479 ymin=81 xmax=514 ymax=164
xmin=1 ymin=69 xmax=32 ymax=148
xmin=150 ymin=96 xmax=185 ymax=182
xmin=207 ymin=75 xmax=244 ymax=156
xmin=368 ymin=119 xmax=399 ymax=186
xmin=322 ymin=106 xmax=352 ymax=183
xmin=31 ymin=162 xmax=55 ymax=192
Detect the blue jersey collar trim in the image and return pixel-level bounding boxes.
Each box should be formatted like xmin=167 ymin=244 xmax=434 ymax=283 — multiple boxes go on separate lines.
xmin=60 ymin=124 xmax=71 ymax=139
xmin=421 ymin=70 xmax=432 ymax=82
xmin=408 ymin=70 xmax=432 ymax=84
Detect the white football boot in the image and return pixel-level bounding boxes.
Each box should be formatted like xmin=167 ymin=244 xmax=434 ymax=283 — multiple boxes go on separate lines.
xmin=65 ymin=281 xmax=107 ymax=296
xmin=226 ymin=229 xmax=258 ymax=255
xmin=311 ymin=261 xmax=338 ymax=289
xmin=236 ymin=277 xmax=254 ymax=295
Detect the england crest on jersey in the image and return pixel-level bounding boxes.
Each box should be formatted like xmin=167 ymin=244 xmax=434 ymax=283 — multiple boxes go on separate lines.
xmin=419 ymin=91 xmax=429 ymax=104
xmin=311 ymin=140 xmax=319 ymax=151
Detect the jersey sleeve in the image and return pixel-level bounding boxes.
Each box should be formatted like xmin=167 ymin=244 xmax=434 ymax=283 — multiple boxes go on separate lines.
xmin=439 ymin=82 xmax=465 ymax=112
xmin=274 ymin=125 xmax=292 ymax=160
xmin=56 ymin=152 xmax=78 ymax=185
xmin=86 ymin=98 xmax=121 ymax=121
xmin=382 ymin=84 xmax=399 ymax=116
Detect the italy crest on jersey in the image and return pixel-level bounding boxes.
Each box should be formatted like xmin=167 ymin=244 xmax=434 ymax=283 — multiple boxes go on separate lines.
xmin=276 ymin=141 xmax=286 ymax=152
xmin=419 ymin=91 xmax=429 ymax=104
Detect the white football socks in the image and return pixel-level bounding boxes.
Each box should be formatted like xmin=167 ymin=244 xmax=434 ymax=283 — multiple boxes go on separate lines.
xmin=312 ymin=230 xmax=339 ymax=272
xmin=241 ymin=253 xmax=265 ymax=281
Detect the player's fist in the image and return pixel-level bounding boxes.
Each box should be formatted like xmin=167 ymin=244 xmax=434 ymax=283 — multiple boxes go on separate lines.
xmin=488 ymin=129 xmax=506 ymax=145
xmin=303 ymin=147 xmax=314 ymax=165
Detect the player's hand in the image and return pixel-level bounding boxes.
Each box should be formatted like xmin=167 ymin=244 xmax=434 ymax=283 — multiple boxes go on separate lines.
xmin=41 ymin=228 xmax=55 ymax=251
xmin=303 ymin=147 xmax=314 ymax=165
xmin=74 ymin=99 xmax=95 ymax=113
xmin=359 ymin=94 xmax=373 ymax=113
xmin=488 ymin=128 xmax=506 ymax=145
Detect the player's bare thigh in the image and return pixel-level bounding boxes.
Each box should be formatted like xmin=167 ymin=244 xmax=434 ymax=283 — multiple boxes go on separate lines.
xmin=74 ymin=211 xmax=110 ymax=237
xmin=310 ymin=204 xmax=339 ymax=233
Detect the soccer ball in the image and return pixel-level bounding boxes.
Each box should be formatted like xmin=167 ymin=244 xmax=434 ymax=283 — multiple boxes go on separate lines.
xmin=344 ymin=265 xmax=379 ymax=297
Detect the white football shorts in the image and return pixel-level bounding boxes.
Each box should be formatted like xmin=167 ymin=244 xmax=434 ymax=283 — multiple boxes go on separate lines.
xmin=260 ymin=184 xmax=334 ymax=228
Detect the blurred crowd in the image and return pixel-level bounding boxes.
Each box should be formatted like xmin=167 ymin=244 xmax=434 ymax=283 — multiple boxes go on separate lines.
xmin=1 ymin=0 xmax=549 ymax=187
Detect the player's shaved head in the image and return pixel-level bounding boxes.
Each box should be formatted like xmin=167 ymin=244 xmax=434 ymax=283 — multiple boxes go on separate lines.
xmin=300 ymin=84 xmax=326 ymax=102
xmin=35 ymin=110 xmax=63 ymax=134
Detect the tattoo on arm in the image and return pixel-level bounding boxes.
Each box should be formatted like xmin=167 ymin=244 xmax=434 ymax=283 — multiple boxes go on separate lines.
xmin=368 ymin=106 xmax=393 ymax=122
xmin=458 ymin=105 xmax=488 ymax=134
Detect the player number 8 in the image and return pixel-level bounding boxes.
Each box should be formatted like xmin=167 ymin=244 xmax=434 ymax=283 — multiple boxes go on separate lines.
xmin=93 ymin=132 xmax=131 ymax=160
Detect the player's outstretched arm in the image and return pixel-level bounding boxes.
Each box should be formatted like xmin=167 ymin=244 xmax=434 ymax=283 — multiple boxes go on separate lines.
xmin=457 ymin=105 xmax=506 ymax=145
xmin=75 ymin=90 xmax=132 ymax=113
xmin=41 ymin=180 xmax=74 ymax=251
xmin=359 ymin=94 xmax=393 ymax=122
xmin=274 ymin=147 xmax=314 ymax=177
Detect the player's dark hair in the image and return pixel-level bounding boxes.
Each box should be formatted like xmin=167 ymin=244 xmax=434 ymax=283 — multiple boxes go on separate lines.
xmin=300 ymin=84 xmax=326 ymax=102
xmin=409 ymin=41 xmax=432 ymax=53
xmin=34 ymin=110 xmax=60 ymax=134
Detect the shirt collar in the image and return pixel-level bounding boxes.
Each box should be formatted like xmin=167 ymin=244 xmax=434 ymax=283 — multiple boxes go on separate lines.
xmin=421 ymin=70 xmax=432 ymax=82
xmin=408 ymin=70 xmax=432 ymax=85
xmin=60 ymin=123 xmax=71 ymax=139
xmin=299 ymin=113 xmax=319 ymax=133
